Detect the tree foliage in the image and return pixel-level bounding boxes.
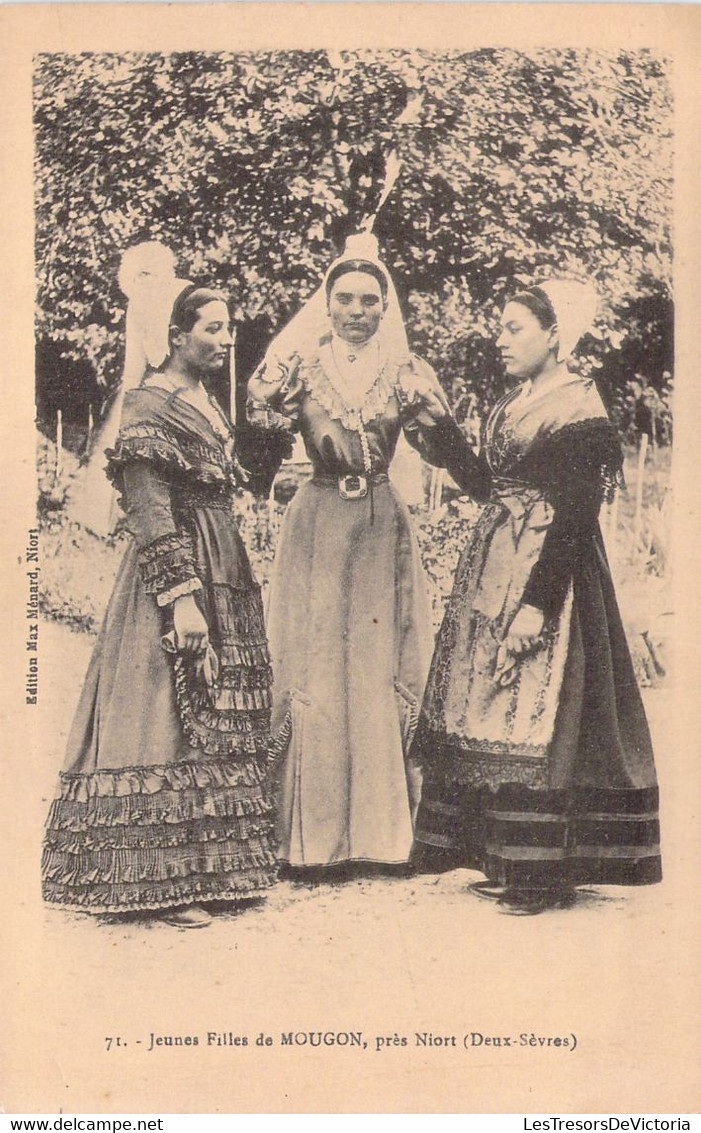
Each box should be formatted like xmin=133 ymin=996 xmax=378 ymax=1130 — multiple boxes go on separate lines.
xmin=34 ymin=48 xmax=673 ymax=445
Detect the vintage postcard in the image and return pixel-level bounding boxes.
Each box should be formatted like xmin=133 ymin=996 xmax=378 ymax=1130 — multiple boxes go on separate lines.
xmin=1 ymin=2 xmax=699 ymax=1116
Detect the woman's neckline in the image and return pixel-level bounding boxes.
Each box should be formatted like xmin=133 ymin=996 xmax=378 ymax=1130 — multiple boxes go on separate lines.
xmin=145 ymin=371 xmax=199 ymax=394
xmin=142 ymin=375 xmax=232 ymax=438
xmin=320 ymin=337 xmax=384 ymax=412
xmin=517 ymin=364 xmax=579 ymax=400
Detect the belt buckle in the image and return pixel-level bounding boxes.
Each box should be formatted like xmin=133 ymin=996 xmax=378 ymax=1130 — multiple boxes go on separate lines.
xmin=338 ymin=474 xmax=368 ymax=500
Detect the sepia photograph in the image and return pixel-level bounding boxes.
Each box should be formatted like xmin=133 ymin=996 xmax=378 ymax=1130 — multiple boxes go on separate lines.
xmin=1 ymin=2 xmax=699 ymax=1117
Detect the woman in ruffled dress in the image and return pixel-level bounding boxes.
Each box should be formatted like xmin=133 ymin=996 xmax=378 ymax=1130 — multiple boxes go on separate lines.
xmin=246 ymin=235 xmax=449 ymax=873
xmin=410 ymin=280 xmax=662 ymax=914
xmin=42 ymin=281 xmax=278 ymax=927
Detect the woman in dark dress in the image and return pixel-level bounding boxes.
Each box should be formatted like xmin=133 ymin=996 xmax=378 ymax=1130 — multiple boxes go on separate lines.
xmin=409 ymin=280 xmax=661 ymax=914
xmin=42 ymin=283 xmax=278 ymax=927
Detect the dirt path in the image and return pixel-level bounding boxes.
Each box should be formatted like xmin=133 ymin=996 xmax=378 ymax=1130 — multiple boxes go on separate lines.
xmin=9 ymin=618 xmax=695 ymax=1114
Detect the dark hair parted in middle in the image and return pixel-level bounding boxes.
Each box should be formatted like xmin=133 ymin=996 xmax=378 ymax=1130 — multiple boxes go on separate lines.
xmin=170 ymin=284 xmax=229 ymax=333
xmin=325 ymin=259 xmax=389 ymax=302
xmin=508 ymin=285 xmax=557 ymax=329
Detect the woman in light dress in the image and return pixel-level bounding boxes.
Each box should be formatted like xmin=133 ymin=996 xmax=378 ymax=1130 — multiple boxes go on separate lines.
xmin=247 ymin=235 xmax=448 ymax=873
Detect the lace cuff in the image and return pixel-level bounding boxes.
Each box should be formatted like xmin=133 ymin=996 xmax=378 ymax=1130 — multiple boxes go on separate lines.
xmin=246 ymin=397 xmax=296 ymax=435
xmin=138 ymin=532 xmax=201 ymax=599
xmin=156 ymin=577 xmax=203 ymax=608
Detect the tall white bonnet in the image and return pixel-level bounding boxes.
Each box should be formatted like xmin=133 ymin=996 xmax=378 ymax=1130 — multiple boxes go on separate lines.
xmin=119 ymin=242 xmax=192 ymax=382
xmin=67 ymin=242 xmax=188 ymax=537
xmin=538 ymin=278 xmax=598 ymax=362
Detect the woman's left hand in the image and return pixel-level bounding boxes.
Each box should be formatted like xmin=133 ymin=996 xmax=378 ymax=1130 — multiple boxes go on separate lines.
xmin=495 ymin=605 xmax=545 ymax=687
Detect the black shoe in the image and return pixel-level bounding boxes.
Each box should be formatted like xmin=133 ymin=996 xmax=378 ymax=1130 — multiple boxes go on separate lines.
xmin=498 ymin=888 xmax=578 ymax=916
xmin=468 ymin=879 xmax=508 ymax=902
xmin=159 ymin=904 xmax=212 ymax=928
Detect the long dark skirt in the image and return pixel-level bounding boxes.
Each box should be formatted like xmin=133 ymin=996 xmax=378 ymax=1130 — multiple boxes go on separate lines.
xmin=412 ymin=524 xmax=661 ymax=890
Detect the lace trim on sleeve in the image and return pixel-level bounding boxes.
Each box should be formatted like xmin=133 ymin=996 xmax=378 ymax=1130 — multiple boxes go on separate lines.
xmin=545 ymin=417 xmax=625 ymax=504
xmin=156 ymin=577 xmax=204 ymax=608
xmin=138 ymin=532 xmax=200 ymax=598
xmin=246 ymin=397 xmax=297 ymax=435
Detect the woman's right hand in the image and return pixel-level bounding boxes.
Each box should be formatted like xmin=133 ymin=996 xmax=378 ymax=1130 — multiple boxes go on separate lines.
xmin=173 ymin=593 xmax=210 ymax=655
xmin=247 ymin=353 xmax=300 ymax=405
xmin=494 ymin=605 xmax=545 ymax=686
xmin=398 ymin=356 xmax=451 ymax=425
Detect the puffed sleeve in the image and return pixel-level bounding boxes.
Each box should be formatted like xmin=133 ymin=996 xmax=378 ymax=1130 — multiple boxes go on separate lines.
xmin=522 ymin=419 xmax=623 ymax=619
xmin=240 ymin=353 xmax=304 ymax=497
xmin=121 ymin=461 xmax=203 ymax=607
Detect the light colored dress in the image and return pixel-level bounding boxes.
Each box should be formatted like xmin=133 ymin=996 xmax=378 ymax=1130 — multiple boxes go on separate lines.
xmin=248 ymin=335 xmax=438 ymax=867
xmin=42 ymin=381 xmax=278 ymax=913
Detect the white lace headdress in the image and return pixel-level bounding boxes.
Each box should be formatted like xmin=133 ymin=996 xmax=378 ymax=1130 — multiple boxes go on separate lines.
xmin=68 ymin=242 xmax=191 ymax=536
xmin=539 ymin=279 xmax=598 ymax=362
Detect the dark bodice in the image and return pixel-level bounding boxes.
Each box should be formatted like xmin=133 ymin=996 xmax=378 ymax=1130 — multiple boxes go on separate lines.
xmin=105 ymin=384 xmax=252 ymax=604
xmin=421 ymin=375 xmax=624 ymax=619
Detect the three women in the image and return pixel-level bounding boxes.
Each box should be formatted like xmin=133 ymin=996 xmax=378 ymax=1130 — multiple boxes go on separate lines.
xmin=43 ymin=247 xmax=661 ymax=922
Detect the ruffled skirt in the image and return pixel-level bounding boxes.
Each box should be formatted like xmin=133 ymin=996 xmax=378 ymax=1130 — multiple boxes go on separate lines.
xmin=42 ymin=510 xmax=278 ymax=913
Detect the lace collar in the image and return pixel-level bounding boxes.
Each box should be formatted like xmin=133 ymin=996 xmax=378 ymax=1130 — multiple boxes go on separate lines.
xmin=301 ymin=340 xmax=407 ymax=431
